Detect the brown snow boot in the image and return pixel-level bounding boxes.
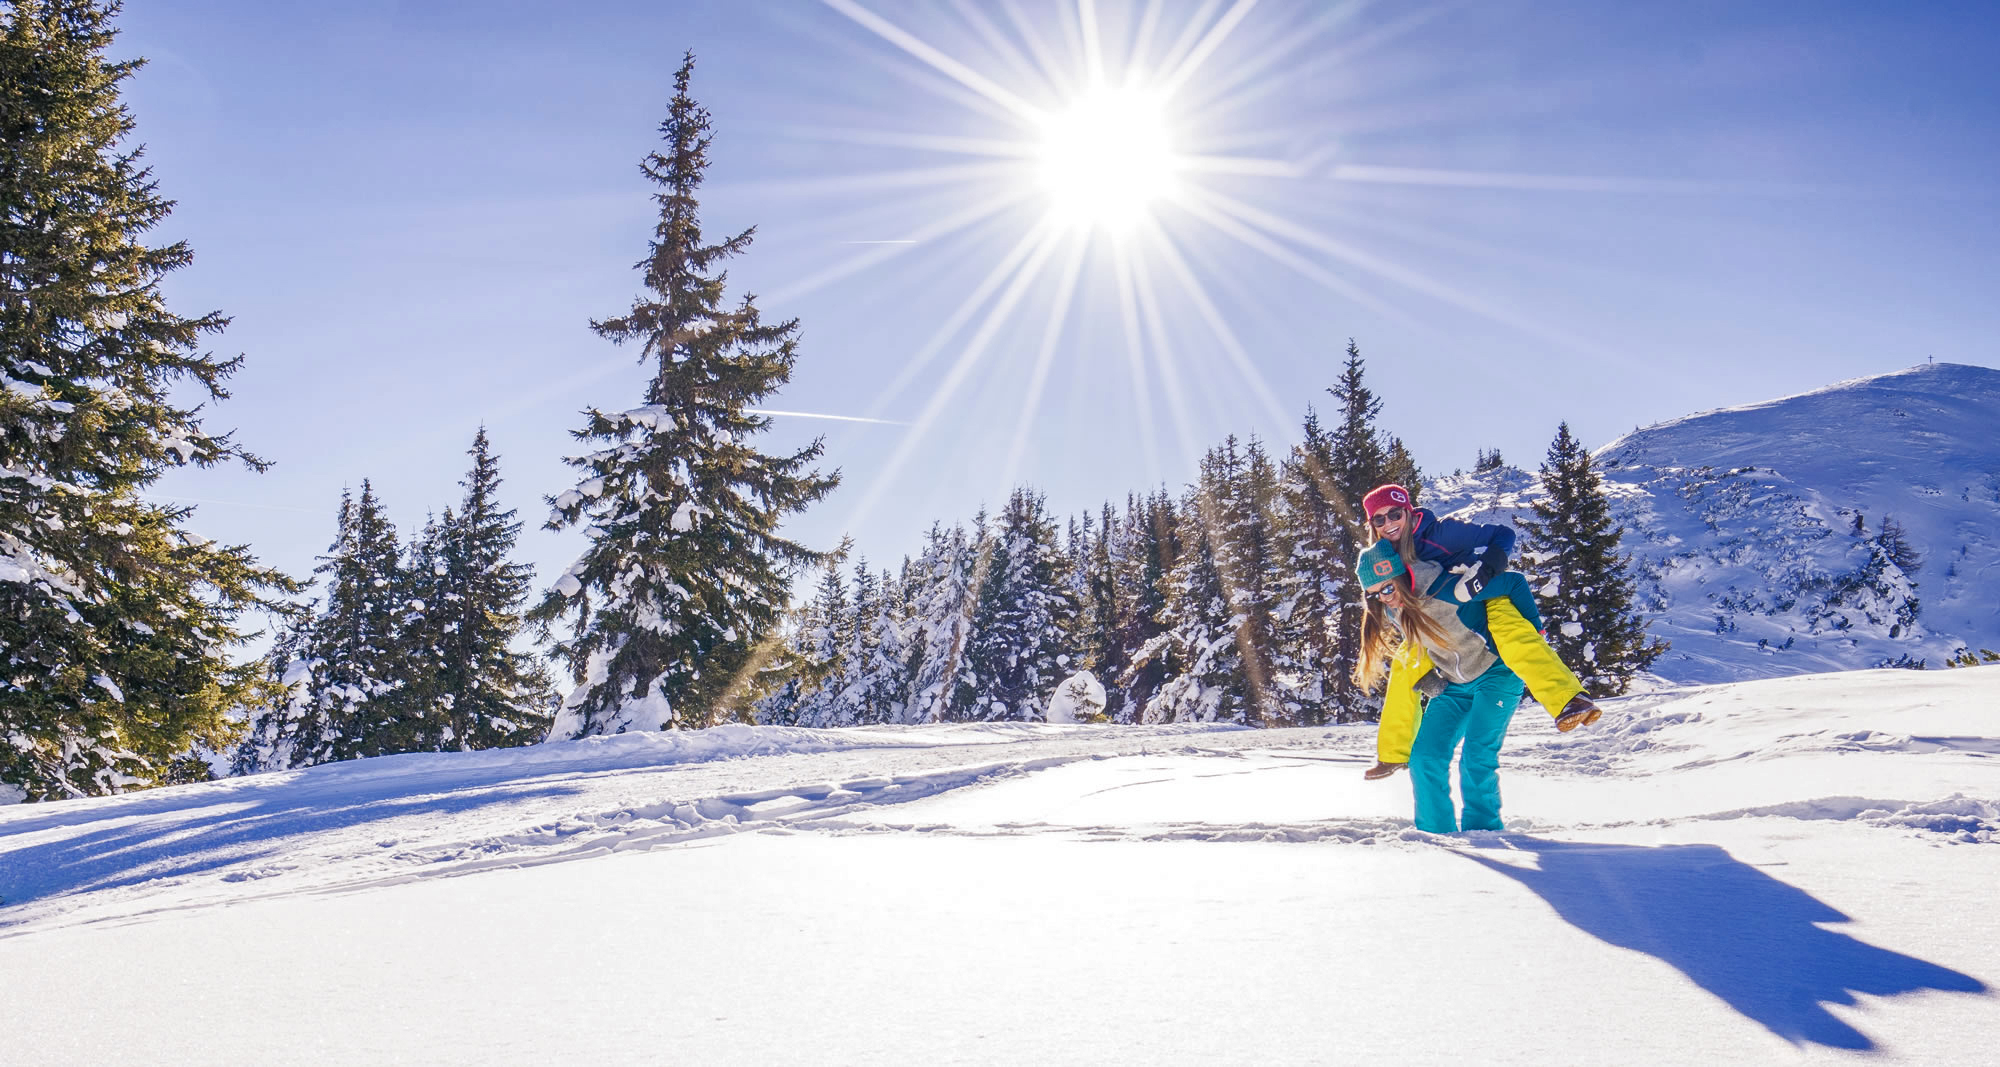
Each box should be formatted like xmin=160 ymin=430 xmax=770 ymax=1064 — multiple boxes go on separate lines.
xmin=1364 ymin=761 xmax=1407 ymax=780
xmin=1554 ymin=695 xmax=1602 ymax=732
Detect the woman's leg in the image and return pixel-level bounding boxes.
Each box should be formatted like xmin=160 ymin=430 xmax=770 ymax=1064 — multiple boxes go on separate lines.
xmin=1456 ymin=666 xmax=1526 ymax=831
xmin=1479 ymin=577 xmax=1583 ymax=717
xmin=1375 ymin=644 xmax=1432 ymax=765
xmin=1408 ymin=687 xmax=1473 ymax=833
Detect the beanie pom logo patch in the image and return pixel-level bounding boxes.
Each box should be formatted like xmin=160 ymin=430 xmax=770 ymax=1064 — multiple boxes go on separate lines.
xmin=1390 ymin=488 xmax=1409 ymax=505
xmin=1373 ymin=560 xmax=1395 ymax=577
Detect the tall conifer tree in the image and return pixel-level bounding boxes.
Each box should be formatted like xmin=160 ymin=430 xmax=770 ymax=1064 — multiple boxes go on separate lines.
xmin=1113 ymin=490 xmax=1178 ymax=720
xmin=956 ymin=489 xmax=1075 ymax=721
xmin=1143 ymin=454 xmax=1246 ymax=723
xmin=0 ymin=0 xmax=295 ymax=799
xmin=784 ymin=554 xmax=852 ymax=728
xmin=314 ymin=481 xmax=406 ymax=760
xmin=1279 ymin=409 xmax=1344 ymax=724
xmin=1219 ymin=436 xmax=1287 ymax=725
xmin=1316 ymin=340 xmax=1394 ymax=720
xmin=428 ymin=429 xmax=552 ymax=748
xmin=903 ymin=522 xmax=980 ymax=723
xmin=1518 ymin=423 xmax=1666 ymax=694
xmin=532 ymin=53 xmax=837 ymax=737
xmin=1077 ymin=502 xmax=1120 ymax=689
xmin=847 ymin=564 xmax=910 ymax=724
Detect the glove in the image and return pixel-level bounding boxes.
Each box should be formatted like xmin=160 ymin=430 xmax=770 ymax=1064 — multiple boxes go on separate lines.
xmin=1450 ymin=563 xmax=1483 ymax=603
xmin=1414 ymin=668 xmax=1448 ymax=698
xmin=1452 ymin=547 xmax=1510 ymax=602
xmin=1364 ymin=761 xmax=1406 ymax=781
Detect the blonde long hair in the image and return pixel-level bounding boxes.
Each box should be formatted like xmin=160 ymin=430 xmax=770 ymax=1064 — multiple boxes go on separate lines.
xmin=1353 ymin=570 xmax=1449 ymax=692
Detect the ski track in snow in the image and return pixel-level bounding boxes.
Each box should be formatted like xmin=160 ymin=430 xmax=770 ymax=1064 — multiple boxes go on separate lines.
xmin=3 ymin=670 xmax=1998 ymax=936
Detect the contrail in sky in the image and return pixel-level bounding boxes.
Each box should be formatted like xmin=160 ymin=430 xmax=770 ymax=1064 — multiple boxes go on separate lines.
xmin=750 ymin=408 xmax=908 ymax=426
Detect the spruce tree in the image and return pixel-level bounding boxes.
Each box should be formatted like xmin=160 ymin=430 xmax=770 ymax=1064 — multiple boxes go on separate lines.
xmin=1143 ymin=457 xmax=1244 ymax=724
xmin=394 ymin=509 xmax=451 ymax=749
xmin=1076 ymin=502 xmax=1120 ymax=686
xmin=227 ymin=609 xmax=317 ymax=776
xmin=834 ymin=558 xmax=879 ymax=724
xmin=531 ymin=53 xmax=837 ymax=737
xmin=904 ymin=522 xmax=980 ymax=723
xmin=1218 ymin=435 xmax=1287 ymax=725
xmin=956 ymin=489 xmax=1076 ymax=721
xmin=428 ymin=429 xmax=552 ymax=749
xmin=1380 ymin=435 xmax=1423 ymax=502
xmin=0 ymin=0 xmax=296 ymax=799
xmin=313 ymin=481 xmax=407 ymax=761
xmin=786 ymin=555 xmax=852 ymax=727
xmin=1314 ymin=340 xmax=1394 ymax=720
xmin=1824 ymin=513 xmax=1923 ymax=642
xmin=1112 ymin=490 xmax=1177 ymax=720
xmin=1278 ymin=409 xmax=1344 ymax=724
xmin=236 ymin=485 xmax=400 ymax=771
xmin=847 ymin=565 xmax=911 ymax=724
xmin=1518 ymin=422 xmax=1666 ymax=695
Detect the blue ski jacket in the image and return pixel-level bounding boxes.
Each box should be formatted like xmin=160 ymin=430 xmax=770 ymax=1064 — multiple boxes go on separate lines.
xmin=1404 ymin=508 xmax=1515 ymax=575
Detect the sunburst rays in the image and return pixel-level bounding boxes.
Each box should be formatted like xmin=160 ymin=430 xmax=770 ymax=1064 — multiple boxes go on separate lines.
xmin=758 ymin=0 xmax=1677 ymax=536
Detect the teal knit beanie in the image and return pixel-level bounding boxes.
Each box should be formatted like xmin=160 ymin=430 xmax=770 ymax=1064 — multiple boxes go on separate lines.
xmin=1355 ymin=540 xmax=1407 ymax=587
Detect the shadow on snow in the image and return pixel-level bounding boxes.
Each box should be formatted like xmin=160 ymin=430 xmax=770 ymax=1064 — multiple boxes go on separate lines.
xmin=0 ymin=779 xmax=585 ymax=922
xmin=1461 ymin=837 xmax=1988 ymax=1050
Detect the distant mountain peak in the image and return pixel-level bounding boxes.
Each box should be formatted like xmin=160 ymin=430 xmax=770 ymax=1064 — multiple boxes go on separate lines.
xmin=1429 ymin=364 xmax=2000 ymax=684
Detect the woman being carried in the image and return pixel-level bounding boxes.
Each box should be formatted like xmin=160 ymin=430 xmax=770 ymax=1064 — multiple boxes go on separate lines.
xmin=1359 ymin=482 xmax=1601 ymax=731
xmin=1351 ymin=542 xmax=1535 ymax=832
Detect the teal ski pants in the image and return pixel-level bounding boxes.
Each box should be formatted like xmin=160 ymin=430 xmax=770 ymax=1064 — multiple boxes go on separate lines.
xmin=1409 ymin=660 xmax=1524 ymax=833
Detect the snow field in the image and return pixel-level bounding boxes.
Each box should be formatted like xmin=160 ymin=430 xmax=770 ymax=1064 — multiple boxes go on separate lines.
xmin=3 ymin=667 xmax=1997 ymax=1063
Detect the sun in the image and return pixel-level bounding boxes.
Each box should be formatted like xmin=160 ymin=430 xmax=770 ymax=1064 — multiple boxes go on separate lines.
xmin=1036 ymin=85 xmax=1179 ymax=234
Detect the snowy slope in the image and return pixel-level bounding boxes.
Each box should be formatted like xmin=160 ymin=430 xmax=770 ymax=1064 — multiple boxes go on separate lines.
xmin=1428 ymin=363 xmax=2000 ymax=682
xmin=4 ymin=668 xmax=1998 ymax=1064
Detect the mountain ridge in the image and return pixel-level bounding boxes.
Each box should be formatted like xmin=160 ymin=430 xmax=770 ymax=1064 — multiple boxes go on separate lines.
xmin=1427 ymin=362 xmax=2000 ymax=683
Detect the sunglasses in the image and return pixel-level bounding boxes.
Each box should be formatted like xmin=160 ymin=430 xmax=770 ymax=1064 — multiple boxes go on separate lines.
xmin=1369 ymin=507 xmax=1407 ymax=529
xmin=1367 ymin=583 xmax=1401 ymax=601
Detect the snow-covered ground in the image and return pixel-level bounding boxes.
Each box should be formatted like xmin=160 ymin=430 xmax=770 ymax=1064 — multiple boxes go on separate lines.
xmin=1428 ymin=362 xmax=2000 ymax=682
xmin=4 ymin=668 xmax=1997 ymax=1064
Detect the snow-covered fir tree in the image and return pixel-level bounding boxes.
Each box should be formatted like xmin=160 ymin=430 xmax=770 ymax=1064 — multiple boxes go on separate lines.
xmin=1138 ymin=457 xmax=1244 ymax=724
xmin=1233 ymin=435 xmax=1300 ymax=725
xmin=955 ymin=490 xmax=1076 ymax=721
xmin=392 ymin=510 xmax=453 ymax=749
xmin=226 ymin=609 xmax=317 ymax=776
xmin=1111 ymin=490 xmax=1177 ymax=720
xmin=1518 ymin=422 xmax=1666 ymax=695
xmin=531 ymin=53 xmax=837 ymax=738
xmin=1381 ymin=434 xmax=1424 ymax=495
xmin=421 ymin=429 xmax=553 ymax=749
xmin=1075 ymin=502 xmax=1122 ymax=709
xmin=1821 ymin=512 xmax=1924 ymax=649
xmin=1315 ymin=340 xmax=1405 ymax=720
xmin=309 ymin=482 xmax=409 ymax=761
xmin=0 ymin=0 xmax=295 ymax=800
xmin=780 ymin=554 xmax=852 ymax=727
xmin=1277 ymin=409 xmax=1344 ymax=725
xmin=901 ymin=521 xmax=982 ymax=723
xmin=232 ymin=484 xmax=404 ymax=772
xmin=843 ymin=563 xmax=912 ymax=723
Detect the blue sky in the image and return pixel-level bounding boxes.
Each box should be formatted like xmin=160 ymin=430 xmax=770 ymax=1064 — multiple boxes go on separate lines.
xmin=119 ymin=0 xmax=2000 ymax=604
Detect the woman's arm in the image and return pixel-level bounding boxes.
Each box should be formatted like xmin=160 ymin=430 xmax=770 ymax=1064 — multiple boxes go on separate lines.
xmin=1417 ymin=513 xmax=1515 ymax=566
